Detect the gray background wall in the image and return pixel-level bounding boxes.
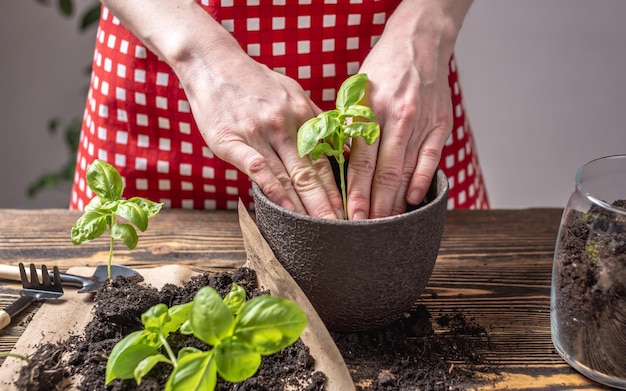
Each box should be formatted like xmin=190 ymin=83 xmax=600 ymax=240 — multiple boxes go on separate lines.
xmin=2 ymin=1 xmax=625 ymax=209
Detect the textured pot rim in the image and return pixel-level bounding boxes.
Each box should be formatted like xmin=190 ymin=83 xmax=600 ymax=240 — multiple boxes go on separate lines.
xmin=253 ymin=168 xmax=449 ymax=226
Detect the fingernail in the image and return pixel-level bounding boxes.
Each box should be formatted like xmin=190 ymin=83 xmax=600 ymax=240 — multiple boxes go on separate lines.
xmin=281 ymin=201 xmax=296 ymax=211
xmin=335 ymin=208 xmax=345 ymax=220
xmin=352 ymin=211 xmax=367 ymax=221
xmin=407 ymin=190 xmax=423 ymax=205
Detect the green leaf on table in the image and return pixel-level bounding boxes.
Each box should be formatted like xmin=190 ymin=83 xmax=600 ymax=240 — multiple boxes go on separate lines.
xmin=234 ymin=295 xmax=307 ymax=355
xmin=106 ymin=330 xmax=161 ymax=383
xmin=190 ymin=287 xmax=235 ymax=346
xmin=111 ymin=222 xmax=138 ymax=249
xmin=116 ymin=200 xmax=149 ymax=231
xmin=166 ymin=350 xmax=217 ymax=391
xmin=86 ymin=159 xmax=124 ymax=201
xmin=223 ymin=283 xmax=247 ymax=315
xmin=128 ymin=197 xmax=164 ymax=218
xmin=70 ymin=210 xmax=108 ymax=244
xmin=214 ymin=339 xmax=261 ymax=383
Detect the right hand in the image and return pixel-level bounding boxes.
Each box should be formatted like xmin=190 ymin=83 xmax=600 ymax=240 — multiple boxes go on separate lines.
xmin=179 ymin=44 xmax=344 ymax=220
xmin=101 ymin=0 xmax=343 ymax=219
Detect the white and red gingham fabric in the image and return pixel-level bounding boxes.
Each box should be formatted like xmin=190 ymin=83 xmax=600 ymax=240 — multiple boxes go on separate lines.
xmin=70 ymin=0 xmax=489 ymax=211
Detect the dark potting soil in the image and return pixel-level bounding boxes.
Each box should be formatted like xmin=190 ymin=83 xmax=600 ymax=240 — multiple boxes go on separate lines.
xmin=552 ymin=199 xmax=626 ymax=378
xmin=15 ymin=268 xmax=496 ymax=391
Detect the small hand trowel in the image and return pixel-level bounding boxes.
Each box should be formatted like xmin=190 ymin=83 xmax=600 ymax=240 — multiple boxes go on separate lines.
xmin=0 ymin=264 xmax=138 ymax=293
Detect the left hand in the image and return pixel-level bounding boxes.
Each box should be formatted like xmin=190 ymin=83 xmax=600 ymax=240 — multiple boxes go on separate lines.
xmin=346 ymin=0 xmax=472 ymax=219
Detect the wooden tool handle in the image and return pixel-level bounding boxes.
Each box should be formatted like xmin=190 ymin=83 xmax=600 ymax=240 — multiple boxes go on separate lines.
xmin=0 ymin=264 xmax=42 ymax=282
xmin=0 ymin=310 xmax=11 ymax=330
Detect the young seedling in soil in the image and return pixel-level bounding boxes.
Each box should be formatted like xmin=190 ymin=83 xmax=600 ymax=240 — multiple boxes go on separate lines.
xmin=106 ymin=282 xmax=307 ymax=391
xmin=297 ymin=73 xmax=380 ymax=219
xmin=71 ymin=159 xmax=163 ymax=279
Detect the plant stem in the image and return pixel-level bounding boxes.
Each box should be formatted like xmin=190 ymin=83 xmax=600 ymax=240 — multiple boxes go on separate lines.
xmin=160 ymin=334 xmax=178 ymax=367
xmin=108 ymin=215 xmax=115 ymax=280
xmin=336 ymin=155 xmax=348 ymax=219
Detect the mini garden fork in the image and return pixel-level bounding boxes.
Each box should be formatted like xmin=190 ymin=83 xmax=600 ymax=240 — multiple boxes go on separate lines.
xmin=0 ymin=263 xmax=64 ymax=330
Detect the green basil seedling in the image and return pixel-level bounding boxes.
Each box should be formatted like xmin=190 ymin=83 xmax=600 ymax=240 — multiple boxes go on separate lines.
xmin=297 ymin=73 xmax=380 ymax=219
xmin=106 ymin=283 xmax=308 ymax=391
xmin=70 ymin=159 xmax=163 ymax=279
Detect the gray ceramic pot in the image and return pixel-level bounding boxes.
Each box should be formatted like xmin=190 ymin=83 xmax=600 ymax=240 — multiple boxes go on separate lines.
xmin=252 ymin=168 xmax=449 ymax=332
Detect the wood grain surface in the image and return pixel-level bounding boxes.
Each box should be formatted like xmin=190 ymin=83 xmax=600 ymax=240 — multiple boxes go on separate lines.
xmin=0 ymin=208 xmax=613 ymax=390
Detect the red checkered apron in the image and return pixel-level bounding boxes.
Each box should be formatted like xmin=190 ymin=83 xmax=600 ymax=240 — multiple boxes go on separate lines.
xmin=70 ymin=1 xmax=489 ymax=211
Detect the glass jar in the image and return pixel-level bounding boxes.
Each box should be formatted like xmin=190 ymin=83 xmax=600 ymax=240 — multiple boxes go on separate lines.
xmin=551 ymin=154 xmax=626 ymax=389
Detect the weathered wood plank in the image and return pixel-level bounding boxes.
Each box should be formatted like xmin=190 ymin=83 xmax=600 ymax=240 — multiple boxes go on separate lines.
xmin=0 ymin=208 xmax=614 ymax=389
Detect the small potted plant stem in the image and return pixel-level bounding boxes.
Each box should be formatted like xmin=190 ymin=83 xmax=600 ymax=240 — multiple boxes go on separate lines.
xmin=253 ymin=74 xmax=449 ymax=332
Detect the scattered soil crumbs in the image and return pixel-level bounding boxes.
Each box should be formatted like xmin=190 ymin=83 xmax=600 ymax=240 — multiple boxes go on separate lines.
xmin=15 ymin=268 xmax=325 ymax=391
xmin=332 ymin=305 xmax=495 ymax=391
xmin=14 ymin=268 xmax=495 ymax=390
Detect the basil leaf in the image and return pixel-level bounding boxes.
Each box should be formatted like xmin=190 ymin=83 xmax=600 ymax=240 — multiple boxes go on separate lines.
xmin=297 ymin=117 xmax=323 ymax=157
xmin=190 ymin=287 xmax=235 ymax=346
xmin=71 ymin=210 xmax=108 ymax=244
xmin=311 ymin=142 xmax=340 ymax=161
xmin=233 ymin=295 xmax=307 ymax=355
xmin=134 ymin=354 xmax=171 ymax=385
xmin=84 ymin=196 xmax=103 ymax=212
xmin=86 ymin=159 xmax=124 ymax=201
xmin=105 ymin=330 xmax=161 ymax=383
xmin=166 ymin=350 xmax=216 ymax=391
xmin=336 ymin=73 xmax=368 ymax=109
xmin=297 ymin=114 xmax=341 ymax=157
xmin=142 ymin=304 xmax=169 ymax=332
xmin=163 ymin=303 xmax=192 ymax=336
xmin=111 ymin=222 xmax=138 ymax=249
xmin=344 ymin=122 xmax=381 ymax=144
xmin=128 ymin=197 xmax=164 ymax=218
xmin=223 ymin=283 xmax=246 ymax=315
xmin=116 ymin=200 xmax=149 ymax=231
xmin=214 ymin=338 xmax=261 ymax=383
xmin=343 ymin=104 xmax=376 ymax=121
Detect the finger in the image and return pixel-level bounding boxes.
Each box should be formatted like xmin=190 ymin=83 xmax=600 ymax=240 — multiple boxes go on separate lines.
xmin=389 ymin=130 xmax=422 ymax=215
xmin=311 ymin=156 xmax=345 ymax=219
xmin=407 ymin=125 xmax=449 ymax=205
xmin=346 ymin=137 xmax=378 ymax=220
xmin=277 ymin=144 xmax=343 ymax=220
xmin=369 ymin=125 xmax=412 ymax=219
xmin=223 ymin=141 xmax=305 ymax=213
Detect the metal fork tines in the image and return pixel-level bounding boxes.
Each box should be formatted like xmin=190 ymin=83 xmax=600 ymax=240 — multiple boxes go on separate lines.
xmin=19 ymin=263 xmax=64 ymax=300
xmin=0 ymin=264 xmax=64 ymax=330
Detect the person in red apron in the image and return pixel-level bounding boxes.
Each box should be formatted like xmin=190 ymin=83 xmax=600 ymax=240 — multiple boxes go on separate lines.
xmin=70 ymin=0 xmax=489 ymax=218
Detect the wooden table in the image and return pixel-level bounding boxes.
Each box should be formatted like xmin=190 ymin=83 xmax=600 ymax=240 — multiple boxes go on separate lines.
xmin=0 ymin=208 xmax=612 ymax=390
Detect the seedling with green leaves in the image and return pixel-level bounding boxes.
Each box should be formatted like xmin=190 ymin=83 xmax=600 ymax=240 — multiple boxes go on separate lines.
xmin=71 ymin=159 xmax=163 ymax=279
xmin=105 ymin=283 xmax=307 ymax=390
xmin=297 ymin=73 xmax=380 ymax=219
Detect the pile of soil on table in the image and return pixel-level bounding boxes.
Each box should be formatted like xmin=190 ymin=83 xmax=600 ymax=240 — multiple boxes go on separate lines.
xmin=16 ymin=268 xmax=325 ymax=391
xmin=15 ymin=268 xmax=496 ymax=391
xmin=552 ymin=199 xmax=626 ymax=378
xmin=332 ymin=305 xmax=494 ymax=390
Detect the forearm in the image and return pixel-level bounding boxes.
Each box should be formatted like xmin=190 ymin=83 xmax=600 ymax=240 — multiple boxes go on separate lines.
xmin=100 ymin=0 xmax=246 ymax=82
xmin=384 ymin=0 xmax=473 ymax=72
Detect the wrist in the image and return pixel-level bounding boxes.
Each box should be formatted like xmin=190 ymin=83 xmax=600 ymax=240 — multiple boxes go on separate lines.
xmin=387 ymin=0 xmax=472 ymax=61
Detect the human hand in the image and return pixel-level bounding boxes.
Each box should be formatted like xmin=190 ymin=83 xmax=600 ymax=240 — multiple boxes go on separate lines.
xmin=100 ymin=0 xmax=343 ymax=219
xmin=181 ymin=45 xmax=344 ymax=220
xmin=346 ymin=0 xmax=471 ymax=219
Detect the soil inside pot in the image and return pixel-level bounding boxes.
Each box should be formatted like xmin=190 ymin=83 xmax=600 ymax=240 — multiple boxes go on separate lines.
xmin=553 ymin=199 xmax=626 ymax=377
xmin=15 ymin=268 xmax=497 ymax=391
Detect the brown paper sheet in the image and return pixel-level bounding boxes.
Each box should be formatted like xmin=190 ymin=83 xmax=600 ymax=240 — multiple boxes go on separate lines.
xmin=238 ymin=201 xmax=354 ymax=391
xmin=0 ymin=265 xmax=198 ymax=390
xmin=0 ymin=204 xmax=353 ymax=390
